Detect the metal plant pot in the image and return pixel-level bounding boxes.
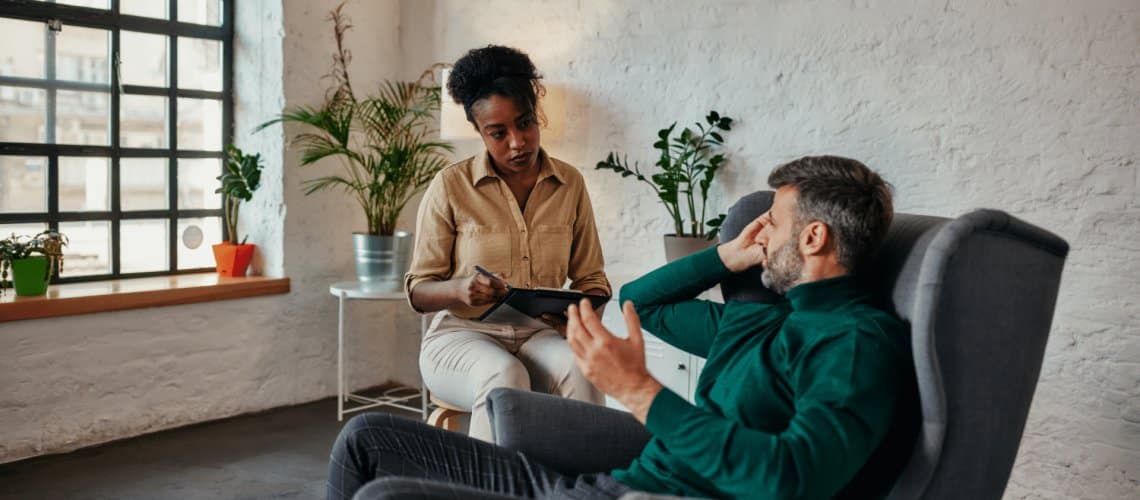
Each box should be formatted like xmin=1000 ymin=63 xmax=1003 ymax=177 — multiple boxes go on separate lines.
xmin=663 ymin=234 xmax=716 ymax=263
xmin=353 ymin=232 xmax=413 ymax=290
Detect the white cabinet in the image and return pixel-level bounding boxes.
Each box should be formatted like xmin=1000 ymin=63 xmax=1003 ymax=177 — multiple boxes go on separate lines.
xmin=600 ymin=300 xmax=703 ymax=409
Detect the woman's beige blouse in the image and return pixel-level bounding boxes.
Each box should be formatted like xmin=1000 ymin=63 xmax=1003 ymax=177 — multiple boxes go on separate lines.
xmin=404 ymin=149 xmax=611 ymax=319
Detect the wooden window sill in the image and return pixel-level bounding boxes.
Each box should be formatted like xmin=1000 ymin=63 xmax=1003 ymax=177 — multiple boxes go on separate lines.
xmin=0 ymin=274 xmax=290 ymax=323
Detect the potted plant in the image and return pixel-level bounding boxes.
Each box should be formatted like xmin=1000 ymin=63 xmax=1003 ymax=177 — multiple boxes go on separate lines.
xmin=212 ymin=144 xmax=263 ymax=277
xmin=258 ymin=2 xmax=452 ymax=289
xmin=0 ymin=230 xmax=68 ymax=296
xmin=597 ymin=111 xmax=734 ymax=262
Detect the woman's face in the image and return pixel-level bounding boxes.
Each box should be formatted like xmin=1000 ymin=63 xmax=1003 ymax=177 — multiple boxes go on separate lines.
xmin=470 ymin=94 xmax=541 ymax=176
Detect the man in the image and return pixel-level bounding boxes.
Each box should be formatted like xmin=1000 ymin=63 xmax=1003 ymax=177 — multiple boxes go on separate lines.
xmin=327 ymin=156 xmax=916 ymax=500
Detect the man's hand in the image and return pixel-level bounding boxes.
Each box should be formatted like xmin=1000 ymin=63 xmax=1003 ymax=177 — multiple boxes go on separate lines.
xmin=566 ymin=299 xmax=663 ymax=423
xmin=717 ymin=213 xmax=770 ymax=273
xmin=455 ymin=272 xmax=508 ymax=307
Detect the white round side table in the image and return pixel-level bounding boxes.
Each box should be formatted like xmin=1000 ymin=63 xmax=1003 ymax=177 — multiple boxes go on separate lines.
xmin=330 ymin=281 xmax=427 ymax=421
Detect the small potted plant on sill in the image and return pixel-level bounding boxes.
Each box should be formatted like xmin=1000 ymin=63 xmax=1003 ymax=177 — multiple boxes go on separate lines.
xmin=212 ymin=144 xmax=264 ymax=277
xmin=0 ymin=230 xmax=68 ymax=296
xmin=596 ymin=110 xmax=734 ymax=262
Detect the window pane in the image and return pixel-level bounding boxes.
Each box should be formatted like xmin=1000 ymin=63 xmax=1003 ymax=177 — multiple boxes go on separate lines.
xmin=56 ymin=90 xmax=110 ymax=145
xmin=177 ymin=158 xmax=220 ymax=209
xmin=120 ymin=158 xmax=168 ymax=210
xmin=59 ymin=220 xmax=111 ymax=277
xmin=0 ymin=18 xmax=45 ymax=79
xmin=55 ymin=25 xmax=110 ymax=84
xmin=120 ymin=95 xmax=167 ymax=148
xmin=0 ymin=156 xmax=47 ymax=213
xmin=178 ymin=216 xmax=221 ymax=269
xmin=178 ymin=37 xmax=222 ymax=91
xmin=59 ymin=157 xmax=109 ymax=212
xmin=0 ymin=86 xmax=47 ymax=143
xmin=177 ymin=98 xmax=222 ymax=150
xmin=120 ymin=31 xmax=168 ymax=87
xmin=121 ymin=0 xmax=168 ymax=19
xmin=121 ymin=219 xmax=168 ymax=273
xmin=178 ymin=0 xmax=222 ymax=26
xmin=0 ymin=223 xmax=47 ymax=240
xmin=55 ymin=0 xmax=110 ymax=8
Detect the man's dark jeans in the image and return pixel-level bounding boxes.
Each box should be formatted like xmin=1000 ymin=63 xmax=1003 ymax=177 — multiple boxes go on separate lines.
xmin=327 ymin=413 xmax=633 ymax=500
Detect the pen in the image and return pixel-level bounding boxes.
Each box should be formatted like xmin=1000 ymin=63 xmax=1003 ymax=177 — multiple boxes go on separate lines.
xmin=474 ymin=265 xmax=511 ymax=289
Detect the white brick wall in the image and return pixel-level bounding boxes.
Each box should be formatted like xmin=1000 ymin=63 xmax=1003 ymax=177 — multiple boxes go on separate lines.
xmin=1 ymin=1 xmax=1136 ymax=497
xmin=404 ymin=1 xmax=1140 ymax=497
xmin=0 ymin=0 xmax=422 ymax=464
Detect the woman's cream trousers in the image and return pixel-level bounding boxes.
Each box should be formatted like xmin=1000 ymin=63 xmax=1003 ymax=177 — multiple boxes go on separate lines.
xmin=420 ymin=311 xmax=603 ymax=441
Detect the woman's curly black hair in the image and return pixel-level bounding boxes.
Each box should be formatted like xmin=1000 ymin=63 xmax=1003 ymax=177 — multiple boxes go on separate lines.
xmin=448 ymin=45 xmax=546 ymax=126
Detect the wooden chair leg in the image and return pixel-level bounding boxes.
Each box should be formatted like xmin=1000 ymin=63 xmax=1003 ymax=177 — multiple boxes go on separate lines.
xmin=427 ymin=407 xmax=462 ymax=432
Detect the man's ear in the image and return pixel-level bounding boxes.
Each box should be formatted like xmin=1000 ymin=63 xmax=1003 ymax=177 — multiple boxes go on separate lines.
xmin=799 ymin=221 xmax=830 ymax=256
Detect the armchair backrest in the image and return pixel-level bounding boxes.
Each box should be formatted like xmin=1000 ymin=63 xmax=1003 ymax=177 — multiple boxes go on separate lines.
xmin=719 ymin=190 xmax=1069 ymax=500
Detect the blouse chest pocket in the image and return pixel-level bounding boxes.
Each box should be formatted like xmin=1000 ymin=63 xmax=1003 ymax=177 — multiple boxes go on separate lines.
xmin=456 ymin=224 xmax=513 ymax=279
xmin=532 ymin=224 xmax=573 ymax=278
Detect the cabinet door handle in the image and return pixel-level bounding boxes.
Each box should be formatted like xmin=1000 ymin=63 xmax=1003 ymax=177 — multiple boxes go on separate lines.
xmin=677 ymin=363 xmax=687 ymax=371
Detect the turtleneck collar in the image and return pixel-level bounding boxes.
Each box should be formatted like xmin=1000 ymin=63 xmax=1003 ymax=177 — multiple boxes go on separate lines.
xmin=783 ymin=274 xmax=863 ymax=311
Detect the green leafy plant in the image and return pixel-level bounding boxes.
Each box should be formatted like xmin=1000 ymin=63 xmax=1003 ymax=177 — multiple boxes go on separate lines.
xmin=216 ymin=145 xmax=264 ymax=245
xmin=0 ymin=230 xmax=68 ymax=295
xmin=257 ymin=2 xmax=453 ymax=236
xmin=596 ymin=111 xmax=733 ymax=240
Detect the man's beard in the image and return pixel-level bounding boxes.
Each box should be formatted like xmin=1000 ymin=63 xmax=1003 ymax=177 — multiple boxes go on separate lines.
xmin=760 ymin=239 xmax=805 ymax=294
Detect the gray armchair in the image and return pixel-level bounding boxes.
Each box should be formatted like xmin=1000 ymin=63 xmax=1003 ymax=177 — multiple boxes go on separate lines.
xmin=487 ymin=190 xmax=1069 ymax=499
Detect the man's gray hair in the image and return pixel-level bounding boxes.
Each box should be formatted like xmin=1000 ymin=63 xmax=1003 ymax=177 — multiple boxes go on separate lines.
xmin=768 ymin=155 xmax=893 ymax=272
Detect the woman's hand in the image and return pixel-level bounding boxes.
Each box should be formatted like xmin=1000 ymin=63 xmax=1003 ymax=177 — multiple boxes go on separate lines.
xmin=455 ymin=272 xmax=509 ymax=307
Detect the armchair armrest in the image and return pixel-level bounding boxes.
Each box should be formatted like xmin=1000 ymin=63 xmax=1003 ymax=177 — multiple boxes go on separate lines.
xmin=486 ymin=388 xmax=651 ymax=475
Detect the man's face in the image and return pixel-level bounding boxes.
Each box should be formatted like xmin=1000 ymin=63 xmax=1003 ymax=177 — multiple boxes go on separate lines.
xmin=757 ymin=186 xmax=805 ymax=294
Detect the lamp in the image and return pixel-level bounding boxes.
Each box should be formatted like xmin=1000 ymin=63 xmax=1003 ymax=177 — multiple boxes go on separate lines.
xmin=438 ymin=68 xmax=566 ymax=142
xmin=439 ymin=69 xmax=480 ymax=140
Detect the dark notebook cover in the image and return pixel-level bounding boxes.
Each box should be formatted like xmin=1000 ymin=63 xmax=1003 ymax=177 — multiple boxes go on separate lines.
xmin=477 ymin=287 xmax=609 ymax=327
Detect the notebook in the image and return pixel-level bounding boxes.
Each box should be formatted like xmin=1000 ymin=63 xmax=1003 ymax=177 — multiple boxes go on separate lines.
xmin=476 ymin=287 xmax=609 ymax=328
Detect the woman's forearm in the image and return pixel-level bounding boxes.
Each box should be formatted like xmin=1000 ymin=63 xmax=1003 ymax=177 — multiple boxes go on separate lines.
xmin=409 ymin=279 xmax=462 ymax=313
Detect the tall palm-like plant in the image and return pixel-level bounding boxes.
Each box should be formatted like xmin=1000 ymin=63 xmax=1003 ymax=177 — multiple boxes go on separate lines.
xmin=258 ymin=2 xmax=452 ymax=235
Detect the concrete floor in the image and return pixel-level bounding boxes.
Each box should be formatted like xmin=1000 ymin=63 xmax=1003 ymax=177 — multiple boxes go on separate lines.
xmin=0 ymin=397 xmax=424 ymax=500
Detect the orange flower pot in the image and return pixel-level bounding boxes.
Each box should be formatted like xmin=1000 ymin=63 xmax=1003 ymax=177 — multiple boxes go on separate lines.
xmin=212 ymin=243 xmax=255 ymax=277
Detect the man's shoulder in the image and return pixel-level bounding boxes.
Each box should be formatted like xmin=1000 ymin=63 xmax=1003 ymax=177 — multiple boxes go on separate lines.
xmin=790 ymin=302 xmax=906 ymax=343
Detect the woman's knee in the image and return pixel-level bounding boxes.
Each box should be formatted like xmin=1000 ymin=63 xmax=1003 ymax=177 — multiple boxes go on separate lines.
xmin=475 ymin=356 xmax=531 ymax=395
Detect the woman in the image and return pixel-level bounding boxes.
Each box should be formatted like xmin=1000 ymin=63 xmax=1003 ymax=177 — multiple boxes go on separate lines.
xmin=405 ymin=45 xmax=610 ymax=441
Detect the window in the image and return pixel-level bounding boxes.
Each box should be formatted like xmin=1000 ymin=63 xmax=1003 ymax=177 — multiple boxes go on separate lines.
xmin=0 ymin=0 xmax=232 ymax=282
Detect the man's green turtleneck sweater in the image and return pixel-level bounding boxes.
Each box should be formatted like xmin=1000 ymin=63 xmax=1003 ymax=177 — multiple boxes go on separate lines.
xmin=611 ymin=246 xmax=916 ymax=500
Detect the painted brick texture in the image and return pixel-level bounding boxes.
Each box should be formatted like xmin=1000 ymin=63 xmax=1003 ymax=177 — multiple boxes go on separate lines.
xmin=409 ymin=1 xmax=1139 ymax=498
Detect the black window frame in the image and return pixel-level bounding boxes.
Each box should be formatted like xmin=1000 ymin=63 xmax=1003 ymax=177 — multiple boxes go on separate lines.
xmin=0 ymin=0 xmax=234 ymax=283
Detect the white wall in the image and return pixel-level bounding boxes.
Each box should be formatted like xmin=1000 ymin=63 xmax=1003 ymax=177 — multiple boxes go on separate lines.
xmin=401 ymin=1 xmax=1140 ymax=497
xmin=0 ymin=0 xmax=422 ymax=464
